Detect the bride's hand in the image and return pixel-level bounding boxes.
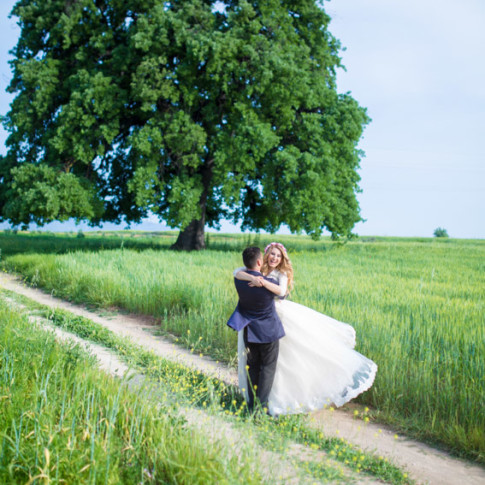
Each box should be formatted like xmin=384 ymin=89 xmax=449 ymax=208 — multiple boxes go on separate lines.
xmin=248 ymin=276 xmax=264 ymax=287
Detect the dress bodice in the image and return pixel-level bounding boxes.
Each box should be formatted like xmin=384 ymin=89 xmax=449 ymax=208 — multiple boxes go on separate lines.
xmin=266 ymin=269 xmax=288 ymax=297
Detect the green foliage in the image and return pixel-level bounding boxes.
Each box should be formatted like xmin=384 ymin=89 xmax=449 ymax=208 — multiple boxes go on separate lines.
xmin=433 ymin=227 xmax=449 ymax=238
xmin=1 ymin=0 xmax=369 ymax=247
xmin=3 ymin=164 xmax=103 ymax=227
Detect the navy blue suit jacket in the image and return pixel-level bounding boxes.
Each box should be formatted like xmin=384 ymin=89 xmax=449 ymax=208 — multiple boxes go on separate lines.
xmin=226 ymin=270 xmax=285 ymax=343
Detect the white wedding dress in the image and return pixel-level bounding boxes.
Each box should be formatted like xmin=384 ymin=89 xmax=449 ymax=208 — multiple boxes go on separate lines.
xmin=236 ymin=269 xmax=377 ymax=416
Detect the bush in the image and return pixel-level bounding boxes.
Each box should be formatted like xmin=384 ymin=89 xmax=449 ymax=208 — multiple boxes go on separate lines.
xmin=434 ymin=227 xmax=449 ymax=238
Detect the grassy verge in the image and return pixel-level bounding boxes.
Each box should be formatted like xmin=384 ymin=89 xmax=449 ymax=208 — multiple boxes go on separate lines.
xmin=0 ymin=297 xmax=264 ymax=484
xmin=1 ymin=289 xmax=412 ymax=484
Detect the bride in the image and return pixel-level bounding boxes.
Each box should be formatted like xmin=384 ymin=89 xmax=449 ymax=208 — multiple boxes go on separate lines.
xmin=234 ymin=242 xmax=377 ymax=416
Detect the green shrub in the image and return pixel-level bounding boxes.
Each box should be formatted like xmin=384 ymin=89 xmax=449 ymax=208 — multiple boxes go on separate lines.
xmin=433 ymin=227 xmax=449 ymax=238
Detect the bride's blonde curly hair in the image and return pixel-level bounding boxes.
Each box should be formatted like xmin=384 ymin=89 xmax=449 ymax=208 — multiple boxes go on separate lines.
xmin=261 ymin=242 xmax=294 ymax=295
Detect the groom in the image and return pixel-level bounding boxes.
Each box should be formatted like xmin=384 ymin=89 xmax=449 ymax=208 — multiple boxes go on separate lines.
xmin=227 ymin=246 xmax=285 ymax=413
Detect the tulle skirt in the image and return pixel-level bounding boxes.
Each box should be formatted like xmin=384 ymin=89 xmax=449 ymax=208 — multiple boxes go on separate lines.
xmin=238 ymin=299 xmax=377 ymax=416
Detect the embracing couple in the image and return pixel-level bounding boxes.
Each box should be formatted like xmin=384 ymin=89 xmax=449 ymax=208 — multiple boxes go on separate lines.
xmin=227 ymin=242 xmax=378 ymax=417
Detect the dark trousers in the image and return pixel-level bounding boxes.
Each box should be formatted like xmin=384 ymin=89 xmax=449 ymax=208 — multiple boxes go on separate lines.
xmin=244 ymin=329 xmax=279 ymax=412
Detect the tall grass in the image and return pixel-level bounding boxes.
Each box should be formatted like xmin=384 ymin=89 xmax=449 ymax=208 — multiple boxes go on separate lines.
xmin=0 ymin=300 xmax=263 ymax=484
xmin=1 ymin=292 xmax=413 ymax=485
xmin=1 ymin=232 xmax=484 ymax=461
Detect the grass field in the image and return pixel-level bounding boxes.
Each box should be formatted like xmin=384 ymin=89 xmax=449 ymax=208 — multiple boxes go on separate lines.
xmin=0 ymin=289 xmax=411 ymax=484
xmin=1 ymin=230 xmax=484 ymax=463
xmin=0 ymin=298 xmax=264 ymax=484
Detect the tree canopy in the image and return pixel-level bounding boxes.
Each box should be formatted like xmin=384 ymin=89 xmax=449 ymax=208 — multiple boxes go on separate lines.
xmin=1 ymin=0 xmax=369 ymax=249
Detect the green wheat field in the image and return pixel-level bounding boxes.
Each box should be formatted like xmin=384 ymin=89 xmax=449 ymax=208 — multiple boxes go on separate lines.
xmin=0 ymin=230 xmax=483 ymax=482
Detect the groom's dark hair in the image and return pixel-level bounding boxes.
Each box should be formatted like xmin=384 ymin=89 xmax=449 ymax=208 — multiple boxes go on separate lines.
xmin=243 ymin=246 xmax=261 ymax=269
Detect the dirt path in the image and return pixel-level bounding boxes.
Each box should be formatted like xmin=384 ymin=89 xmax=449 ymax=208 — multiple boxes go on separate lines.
xmin=1 ymin=272 xmax=484 ymax=485
xmin=27 ymin=313 xmax=324 ymax=484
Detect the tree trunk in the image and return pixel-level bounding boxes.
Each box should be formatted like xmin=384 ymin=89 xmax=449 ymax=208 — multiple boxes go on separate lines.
xmin=171 ymin=218 xmax=206 ymax=250
xmin=171 ymin=159 xmax=214 ymax=251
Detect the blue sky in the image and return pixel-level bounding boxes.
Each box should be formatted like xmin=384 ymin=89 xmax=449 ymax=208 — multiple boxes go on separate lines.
xmin=1 ymin=0 xmax=484 ymax=238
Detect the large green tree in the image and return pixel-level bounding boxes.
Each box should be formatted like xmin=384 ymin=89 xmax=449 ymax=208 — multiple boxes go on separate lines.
xmin=1 ymin=0 xmax=369 ymax=249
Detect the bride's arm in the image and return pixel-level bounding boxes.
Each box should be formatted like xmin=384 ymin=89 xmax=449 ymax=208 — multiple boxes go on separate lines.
xmin=261 ymin=272 xmax=288 ymax=297
xmin=233 ymin=268 xmax=263 ymax=287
